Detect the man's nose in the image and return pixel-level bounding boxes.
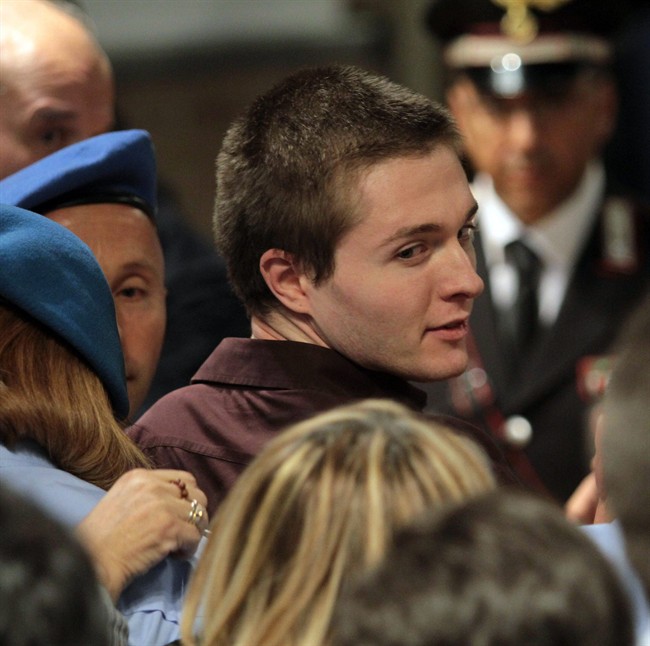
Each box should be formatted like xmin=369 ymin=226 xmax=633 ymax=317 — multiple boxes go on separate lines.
xmin=441 ymin=245 xmax=484 ymax=301
xmin=507 ymin=107 xmax=543 ymax=152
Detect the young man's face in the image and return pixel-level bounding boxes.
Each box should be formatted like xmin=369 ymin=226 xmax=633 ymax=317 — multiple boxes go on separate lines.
xmin=302 ymin=146 xmax=483 ymax=382
xmin=48 ymin=203 xmax=166 ymax=417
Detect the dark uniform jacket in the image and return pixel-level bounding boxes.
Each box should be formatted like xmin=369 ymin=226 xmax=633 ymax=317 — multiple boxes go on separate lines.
xmin=421 ymin=192 xmax=650 ymax=502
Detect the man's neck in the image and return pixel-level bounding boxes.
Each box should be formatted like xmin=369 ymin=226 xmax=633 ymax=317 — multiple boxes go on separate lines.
xmin=250 ymin=307 xmax=330 ymax=348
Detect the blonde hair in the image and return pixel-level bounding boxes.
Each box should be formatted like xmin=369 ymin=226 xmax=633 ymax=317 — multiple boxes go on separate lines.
xmin=0 ymin=303 xmax=150 ymax=489
xmin=181 ymin=398 xmax=496 ymax=646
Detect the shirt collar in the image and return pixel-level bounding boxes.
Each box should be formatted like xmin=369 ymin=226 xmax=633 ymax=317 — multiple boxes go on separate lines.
xmin=475 ymin=162 xmax=605 ymax=272
xmin=193 ymin=338 xmax=428 ymax=410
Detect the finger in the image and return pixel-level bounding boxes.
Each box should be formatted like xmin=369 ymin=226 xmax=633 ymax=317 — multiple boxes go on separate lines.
xmin=151 ymin=469 xmax=199 ymax=488
xmin=564 ymin=473 xmax=598 ymax=524
xmin=170 ymin=500 xmax=210 ymax=559
xmin=184 ymin=484 xmax=208 ymax=509
xmin=168 ymin=478 xmax=190 ymax=500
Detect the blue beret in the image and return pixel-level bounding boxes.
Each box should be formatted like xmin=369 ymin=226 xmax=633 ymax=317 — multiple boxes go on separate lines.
xmin=0 ymin=130 xmax=157 ymax=219
xmin=0 ymin=203 xmax=129 ymax=419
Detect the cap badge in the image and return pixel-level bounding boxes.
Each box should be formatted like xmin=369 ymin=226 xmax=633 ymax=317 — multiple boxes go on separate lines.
xmin=491 ymin=0 xmax=572 ymax=43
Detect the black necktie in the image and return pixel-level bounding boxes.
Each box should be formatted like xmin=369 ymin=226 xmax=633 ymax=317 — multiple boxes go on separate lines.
xmin=503 ymin=239 xmax=543 ymax=361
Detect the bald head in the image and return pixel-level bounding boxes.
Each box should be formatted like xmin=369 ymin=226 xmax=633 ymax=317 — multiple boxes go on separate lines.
xmin=0 ymin=0 xmax=115 ymax=178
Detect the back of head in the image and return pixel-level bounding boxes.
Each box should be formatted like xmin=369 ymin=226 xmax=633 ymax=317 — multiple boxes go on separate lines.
xmin=182 ymin=398 xmax=495 ymax=646
xmin=334 ymin=488 xmax=634 ymax=646
xmin=0 ymin=481 xmax=113 ymax=646
xmin=602 ymin=291 xmax=650 ymax=596
xmin=214 ymin=64 xmax=460 ymax=316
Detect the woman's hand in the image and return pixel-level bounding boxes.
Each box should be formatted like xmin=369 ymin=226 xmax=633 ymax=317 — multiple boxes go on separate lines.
xmin=77 ymin=469 xmax=209 ymax=601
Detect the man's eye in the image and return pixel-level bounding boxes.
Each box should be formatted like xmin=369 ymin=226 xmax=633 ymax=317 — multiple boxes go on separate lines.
xmin=458 ymin=224 xmax=478 ymax=244
xmin=117 ymin=287 xmax=145 ymax=300
xmin=396 ymin=244 xmax=425 ymax=260
xmin=39 ymin=129 xmax=68 ymax=149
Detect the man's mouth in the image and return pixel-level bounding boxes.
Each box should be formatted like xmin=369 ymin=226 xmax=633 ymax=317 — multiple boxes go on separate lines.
xmin=433 ymin=319 xmax=468 ymax=331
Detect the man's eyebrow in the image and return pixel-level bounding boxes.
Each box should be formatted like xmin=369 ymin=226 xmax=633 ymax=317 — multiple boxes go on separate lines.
xmin=119 ymin=260 xmax=162 ymax=277
xmin=380 ymin=202 xmax=479 ymax=247
xmin=380 ymin=223 xmax=441 ymax=247
xmin=31 ymin=107 xmax=77 ymax=123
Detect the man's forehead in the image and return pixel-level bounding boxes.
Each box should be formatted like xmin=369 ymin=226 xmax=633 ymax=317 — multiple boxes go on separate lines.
xmin=341 ymin=150 xmax=475 ymax=241
xmin=47 ymin=202 xmax=151 ymax=226
xmin=48 ymin=204 xmax=164 ymax=277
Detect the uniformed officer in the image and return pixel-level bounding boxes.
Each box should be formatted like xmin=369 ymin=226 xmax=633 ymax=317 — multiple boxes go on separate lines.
xmin=422 ymin=0 xmax=650 ymax=502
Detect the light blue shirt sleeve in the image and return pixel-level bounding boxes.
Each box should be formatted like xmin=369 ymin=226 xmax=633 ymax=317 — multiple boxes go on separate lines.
xmin=0 ymin=442 xmax=196 ymax=646
xmin=582 ymin=521 xmax=650 ymax=646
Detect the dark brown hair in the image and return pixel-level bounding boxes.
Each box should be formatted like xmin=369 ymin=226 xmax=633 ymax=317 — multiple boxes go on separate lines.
xmin=214 ymin=64 xmax=460 ymax=316
xmin=334 ymin=489 xmax=633 ymax=646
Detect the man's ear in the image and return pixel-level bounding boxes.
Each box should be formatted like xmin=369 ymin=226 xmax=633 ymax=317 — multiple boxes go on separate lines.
xmin=259 ymin=249 xmax=312 ymax=314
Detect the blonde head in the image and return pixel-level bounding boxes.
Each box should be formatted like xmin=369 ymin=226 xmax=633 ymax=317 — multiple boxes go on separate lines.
xmin=181 ymin=398 xmax=496 ymax=646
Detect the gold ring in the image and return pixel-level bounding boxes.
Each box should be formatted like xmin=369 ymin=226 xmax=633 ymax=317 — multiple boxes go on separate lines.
xmin=187 ymin=499 xmax=209 ymax=534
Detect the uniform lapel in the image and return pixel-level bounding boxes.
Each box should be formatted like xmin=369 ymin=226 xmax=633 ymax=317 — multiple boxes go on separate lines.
xmin=470 ymin=233 xmax=513 ymax=398
xmin=507 ymin=208 xmax=648 ymax=411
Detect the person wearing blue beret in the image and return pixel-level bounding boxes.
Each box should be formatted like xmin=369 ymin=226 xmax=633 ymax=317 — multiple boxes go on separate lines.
xmin=0 ymin=203 xmax=209 ymax=646
xmin=0 ymin=0 xmax=250 ymax=418
xmin=0 ymin=128 xmax=166 ymax=420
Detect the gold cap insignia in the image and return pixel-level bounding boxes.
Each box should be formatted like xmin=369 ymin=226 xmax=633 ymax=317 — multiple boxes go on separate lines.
xmin=491 ymin=0 xmax=572 ymax=44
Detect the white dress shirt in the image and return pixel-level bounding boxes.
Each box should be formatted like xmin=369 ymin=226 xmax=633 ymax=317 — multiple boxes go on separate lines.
xmin=473 ymin=162 xmax=606 ymax=326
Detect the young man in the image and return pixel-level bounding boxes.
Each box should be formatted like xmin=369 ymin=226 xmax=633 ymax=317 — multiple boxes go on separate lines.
xmin=129 ymin=64 xmax=488 ymax=513
xmin=424 ymin=0 xmax=650 ymax=502
xmin=0 ymin=129 xmax=165 ymax=419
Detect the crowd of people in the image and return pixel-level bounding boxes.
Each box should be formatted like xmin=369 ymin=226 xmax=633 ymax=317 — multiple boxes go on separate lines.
xmin=0 ymin=0 xmax=648 ymax=645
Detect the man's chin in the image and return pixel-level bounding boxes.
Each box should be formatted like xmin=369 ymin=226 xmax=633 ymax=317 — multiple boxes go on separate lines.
xmin=405 ymin=354 xmax=469 ymax=384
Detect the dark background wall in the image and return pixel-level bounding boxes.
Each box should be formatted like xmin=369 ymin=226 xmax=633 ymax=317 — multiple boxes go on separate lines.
xmin=83 ymin=0 xmax=442 ymax=240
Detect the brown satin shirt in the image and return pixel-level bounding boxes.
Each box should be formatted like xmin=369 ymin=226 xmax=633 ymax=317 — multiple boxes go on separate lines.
xmin=128 ymin=338 xmax=428 ymax=514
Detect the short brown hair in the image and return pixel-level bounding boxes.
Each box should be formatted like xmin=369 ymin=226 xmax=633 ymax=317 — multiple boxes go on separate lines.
xmin=214 ymin=64 xmax=460 ymax=316
xmin=334 ymin=489 xmax=633 ymax=646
